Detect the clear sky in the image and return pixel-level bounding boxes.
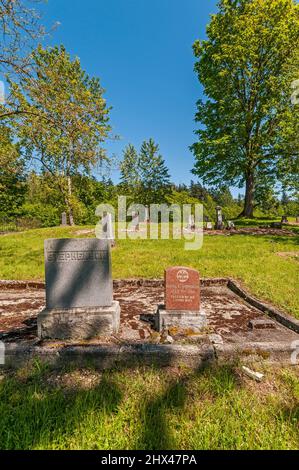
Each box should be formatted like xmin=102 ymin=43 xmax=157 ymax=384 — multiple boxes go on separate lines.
xmin=40 ymin=0 xmax=220 ymax=187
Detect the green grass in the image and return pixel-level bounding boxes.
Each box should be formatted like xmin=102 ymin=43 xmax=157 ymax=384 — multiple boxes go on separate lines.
xmin=1 ymin=225 xmax=299 ymax=450
xmin=0 ymin=362 xmax=298 ymax=450
xmin=0 ymin=224 xmax=298 ymax=317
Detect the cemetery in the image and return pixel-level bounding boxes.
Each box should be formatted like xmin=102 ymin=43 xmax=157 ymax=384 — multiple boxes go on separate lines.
xmin=0 ymin=231 xmax=298 ymax=370
xmin=0 ymin=0 xmax=298 ymax=454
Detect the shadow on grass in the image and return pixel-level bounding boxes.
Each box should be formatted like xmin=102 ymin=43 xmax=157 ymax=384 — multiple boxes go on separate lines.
xmin=0 ymin=360 xmax=240 ymax=450
xmin=1 ymin=355 xmax=298 ymax=450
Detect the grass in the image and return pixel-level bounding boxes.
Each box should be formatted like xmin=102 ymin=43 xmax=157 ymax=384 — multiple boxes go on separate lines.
xmin=0 ymin=224 xmax=299 ymax=450
xmin=0 ymin=224 xmax=298 ymax=317
xmin=0 ymin=362 xmax=298 ymax=450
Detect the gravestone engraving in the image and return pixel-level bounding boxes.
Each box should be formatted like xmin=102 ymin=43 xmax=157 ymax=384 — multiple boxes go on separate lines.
xmin=155 ymin=266 xmax=206 ymax=333
xmin=45 ymin=239 xmax=113 ymax=309
xmin=165 ymin=267 xmax=200 ymax=311
xmin=38 ymin=238 xmax=120 ymax=339
xmin=61 ymin=212 xmax=67 ymax=226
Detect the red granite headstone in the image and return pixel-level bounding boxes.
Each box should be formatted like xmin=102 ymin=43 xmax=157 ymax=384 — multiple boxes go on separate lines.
xmin=165 ymin=267 xmax=200 ymax=311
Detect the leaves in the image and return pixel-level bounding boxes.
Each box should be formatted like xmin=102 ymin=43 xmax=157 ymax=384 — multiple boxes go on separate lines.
xmin=191 ymin=0 xmax=299 ymax=214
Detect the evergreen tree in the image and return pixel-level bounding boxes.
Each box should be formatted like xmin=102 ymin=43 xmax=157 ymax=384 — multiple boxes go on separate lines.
xmin=139 ymin=138 xmax=171 ymax=205
xmin=120 ymin=144 xmax=140 ymax=196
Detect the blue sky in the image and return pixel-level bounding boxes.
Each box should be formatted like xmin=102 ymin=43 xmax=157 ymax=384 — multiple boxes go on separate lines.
xmin=41 ymin=0 xmax=221 ymax=187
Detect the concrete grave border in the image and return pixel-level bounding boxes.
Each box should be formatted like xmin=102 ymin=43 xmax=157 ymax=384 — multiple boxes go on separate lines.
xmin=0 ymin=278 xmax=298 ymax=368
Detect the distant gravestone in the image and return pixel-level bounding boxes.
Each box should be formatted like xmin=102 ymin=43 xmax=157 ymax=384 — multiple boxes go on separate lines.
xmin=102 ymin=212 xmax=115 ymax=245
xmin=0 ymin=340 xmax=4 ymax=365
xmin=188 ymin=215 xmax=195 ymax=230
xmin=61 ymin=212 xmax=67 ymax=226
xmin=215 ymin=206 xmax=224 ymax=230
xmin=155 ymin=267 xmax=206 ymax=332
xmin=144 ymin=207 xmax=150 ymax=223
xmin=281 ymin=215 xmax=288 ymax=224
xmin=132 ymin=211 xmax=140 ymax=231
xmin=37 ymin=238 xmax=120 ymax=339
xmin=206 ymin=222 xmax=213 ymax=230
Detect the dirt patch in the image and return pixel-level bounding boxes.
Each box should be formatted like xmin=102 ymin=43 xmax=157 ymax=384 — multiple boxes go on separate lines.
xmin=276 ymin=252 xmax=299 ymax=260
xmin=205 ymin=227 xmax=297 ymax=237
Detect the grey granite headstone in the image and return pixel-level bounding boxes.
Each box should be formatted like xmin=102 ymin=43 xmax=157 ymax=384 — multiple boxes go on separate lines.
xmin=61 ymin=212 xmax=67 ymax=226
xmin=45 ymin=238 xmax=113 ymax=309
xmin=38 ymin=238 xmax=120 ymax=340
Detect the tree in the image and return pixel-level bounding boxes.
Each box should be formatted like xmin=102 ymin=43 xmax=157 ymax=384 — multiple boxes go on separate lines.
xmin=139 ymin=138 xmax=171 ymax=205
xmin=11 ymin=45 xmax=111 ymax=225
xmin=191 ymin=0 xmax=299 ymax=218
xmin=120 ymin=144 xmax=140 ymax=197
xmin=0 ymin=0 xmax=50 ymax=119
xmin=0 ymin=125 xmax=26 ymax=217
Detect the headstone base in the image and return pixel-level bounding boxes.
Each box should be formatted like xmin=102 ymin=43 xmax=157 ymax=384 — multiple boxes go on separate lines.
xmin=38 ymin=301 xmax=120 ymax=340
xmin=155 ymin=305 xmax=207 ymax=333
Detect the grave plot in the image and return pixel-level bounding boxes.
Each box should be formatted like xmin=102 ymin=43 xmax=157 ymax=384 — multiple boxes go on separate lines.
xmin=0 ymin=278 xmax=298 ymax=367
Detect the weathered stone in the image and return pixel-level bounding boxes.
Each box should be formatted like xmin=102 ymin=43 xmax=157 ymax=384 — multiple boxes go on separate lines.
xmin=155 ymin=305 xmax=207 ymax=333
xmin=44 ymin=238 xmax=113 ymax=309
xmin=38 ymin=238 xmax=118 ymax=340
xmin=38 ymin=302 xmax=120 ymax=340
xmin=209 ymin=334 xmax=224 ymax=345
xmin=248 ymin=319 xmax=277 ymax=330
xmin=165 ymin=266 xmax=200 ymax=311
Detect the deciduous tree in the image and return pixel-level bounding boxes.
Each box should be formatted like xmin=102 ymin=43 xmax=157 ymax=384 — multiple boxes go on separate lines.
xmin=191 ymin=0 xmax=299 ymax=218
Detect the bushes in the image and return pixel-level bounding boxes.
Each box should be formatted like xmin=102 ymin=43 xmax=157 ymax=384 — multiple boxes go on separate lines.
xmin=19 ymin=203 xmax=60 ymax=228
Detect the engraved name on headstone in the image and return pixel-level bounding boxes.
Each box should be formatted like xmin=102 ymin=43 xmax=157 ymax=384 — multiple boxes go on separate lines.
xmin=45 ymin=238 xmax=113 ymax=309
xmin=165 ymin=266 xmax=200 ymax=311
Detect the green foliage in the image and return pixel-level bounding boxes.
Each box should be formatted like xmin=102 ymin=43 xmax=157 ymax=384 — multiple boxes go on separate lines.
xmin=191 ymin=0 xmax=299 ymax=217
xmin=119 ymin=139 xmax=171 ymax=205
xmin=19 ymin=203 xmax=60 ymax=227
xmin=120 ymin=144 xmax=140 ymax=195
xmin=0 ymin=126 xmax=26 ymax=217
xmin=8 ymin=45 xmax=112 ymax=224
xmin=139 ymin=139 xmax=171 ymax=205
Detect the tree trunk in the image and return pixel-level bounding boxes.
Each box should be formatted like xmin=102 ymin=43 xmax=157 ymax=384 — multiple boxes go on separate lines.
xmin=238 ymin=172 xmax=255 ymax=218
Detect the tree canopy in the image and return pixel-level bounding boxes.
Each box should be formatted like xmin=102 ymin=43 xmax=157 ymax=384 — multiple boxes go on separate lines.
xmin=191 ymin=0 xmax=299 ymax=217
